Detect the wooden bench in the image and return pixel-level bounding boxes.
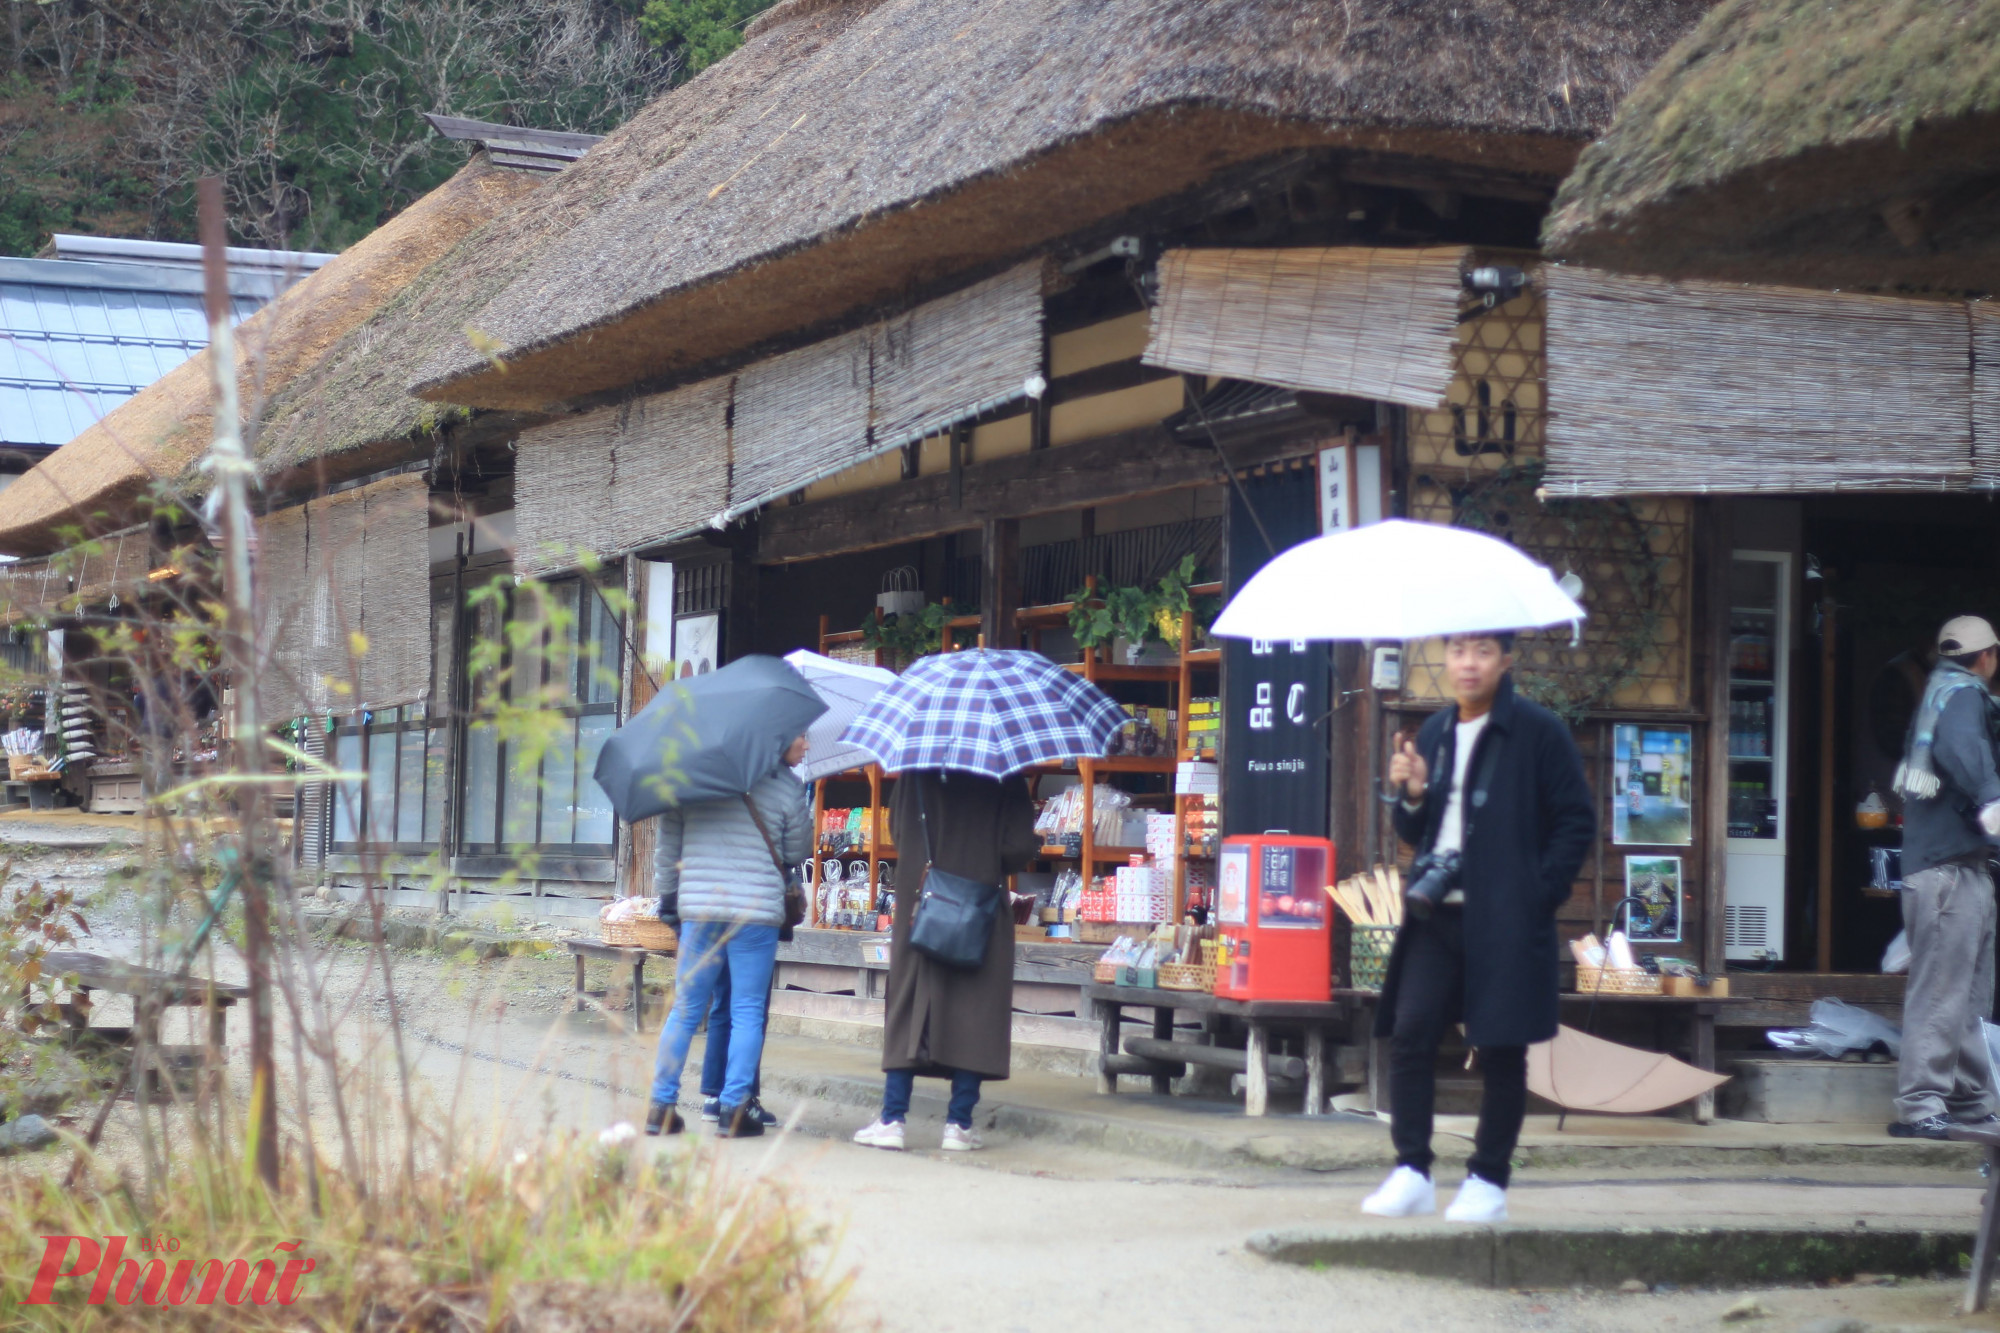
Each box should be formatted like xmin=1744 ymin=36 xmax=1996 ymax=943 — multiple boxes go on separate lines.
xmin=1086 ymin=983 xmax=1742 ymax=1120
xmin=1948 ymin=1123 xmax=2000 ymax=1313
xmin=35 ymin=951 xmax=248 ymax=1104
xmin=565 ymin=939 xmax=673 ymax=1029
xmin=1082 ymin=983 xmax=1368 ymax=1117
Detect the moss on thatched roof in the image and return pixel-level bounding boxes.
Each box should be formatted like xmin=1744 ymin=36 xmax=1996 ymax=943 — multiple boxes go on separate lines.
xmin=397 ymin=0 xmax=1709 ymax=412
xmin=0 ymin=157 xmax=540 ymax=557
xmin=1545 ymin=0 xmax=2000 ymax=290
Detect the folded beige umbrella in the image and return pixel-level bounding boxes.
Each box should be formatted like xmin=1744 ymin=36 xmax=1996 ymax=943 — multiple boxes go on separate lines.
xmin=1528 ymin=1025 xmax=1729 ymax=1115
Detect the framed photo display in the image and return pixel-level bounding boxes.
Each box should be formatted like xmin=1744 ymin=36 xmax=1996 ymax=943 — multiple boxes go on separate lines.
xmin=1611 ymin=723 xmax=1694 ymax=846
xmin=1623 ymin=855 xmax=1683 ymax=944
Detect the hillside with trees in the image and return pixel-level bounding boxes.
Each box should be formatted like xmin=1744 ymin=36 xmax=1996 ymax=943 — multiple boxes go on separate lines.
xmin=0 ymin=0 xmax=774 ymax=255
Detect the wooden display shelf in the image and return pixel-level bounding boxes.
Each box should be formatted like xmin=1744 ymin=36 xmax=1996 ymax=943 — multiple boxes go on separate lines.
xmin=1184 ymin=648 xmax=1222 ymax=667
xmin=1091 ymin=845 xmax=1150 ymax=863
xmin=1085 ymin=755 xmax=1176 ymax=773
xmin=1064 ymin=661 xmax=1181 ymax=683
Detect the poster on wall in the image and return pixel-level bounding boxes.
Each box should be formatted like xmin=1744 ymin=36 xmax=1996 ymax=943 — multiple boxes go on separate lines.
xmin=672 ymin=612 xmax=720 ymax=679
xmin=1611 ymin=723 xmax=1693 ymax=846
xmin=1622 ymin=854 xmax=1683 ymax=943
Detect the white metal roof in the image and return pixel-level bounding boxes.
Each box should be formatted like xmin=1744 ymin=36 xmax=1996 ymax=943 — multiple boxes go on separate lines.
xmin=0 ymin=245 xmax=315 ymax=454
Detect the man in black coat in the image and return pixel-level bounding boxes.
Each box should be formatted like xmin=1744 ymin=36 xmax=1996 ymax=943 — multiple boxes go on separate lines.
xmin=1361 ymin=632 xmax=1596 ymax=1223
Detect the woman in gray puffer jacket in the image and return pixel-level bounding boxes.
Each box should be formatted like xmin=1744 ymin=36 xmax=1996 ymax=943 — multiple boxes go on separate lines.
xmin=648 ymin=735 xmax=812 ymax=1139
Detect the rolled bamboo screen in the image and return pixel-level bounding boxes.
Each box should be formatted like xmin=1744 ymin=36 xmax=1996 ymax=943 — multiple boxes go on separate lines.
xmin=1542 ymin=267 xmax=1976 ymax=495
xmin=1143 ymin=246 xmax=1469 ymax=408
xmin=1973 ymin=303 xmax=2000 ymax=491
xmin=256 ymin=472 xmax=430 ymax=718
xmin=513 ymin=261 xmax=1045 ymax=572
xmin=730 ymin=327 xmax=874 ymax=515
xmin=868 ymin=261 xmax=1046 ymax=453
xmin=0 ymin=523 xmax=152 ymax=623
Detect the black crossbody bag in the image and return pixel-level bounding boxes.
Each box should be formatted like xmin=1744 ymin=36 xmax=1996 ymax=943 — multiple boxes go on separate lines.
xmin=908 ymin=780 xmax=1002 ymax=970
xmin=742 ymin=795 xmax=807 ymax=942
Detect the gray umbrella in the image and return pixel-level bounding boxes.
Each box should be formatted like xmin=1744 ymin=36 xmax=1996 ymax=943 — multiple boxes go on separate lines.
xmin=593 ymin=654 xmax=827 ymax=823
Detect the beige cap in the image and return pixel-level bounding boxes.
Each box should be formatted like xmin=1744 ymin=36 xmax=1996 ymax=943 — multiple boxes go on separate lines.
xmin=1939 ymin=615 xmax=2000 ymax=656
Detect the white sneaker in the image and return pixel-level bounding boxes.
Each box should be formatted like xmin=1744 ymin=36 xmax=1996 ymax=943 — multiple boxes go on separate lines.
xmin=851 ymin=1118 xmax=905 ymax=1151
xmin=1444 ymin=1174 xmax=1508 ymax=1223
xmin=1360 ymin=1165 xmax=1436 ymax=1217
xmin=941 ymin=1123 xmax=984 ymax=1152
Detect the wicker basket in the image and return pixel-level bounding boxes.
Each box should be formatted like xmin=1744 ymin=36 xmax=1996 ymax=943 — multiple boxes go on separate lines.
xmin=1092 ymin=960 xmax=1119 ymax=984
xmin=1157 ymin=961 xmax=1215 ymax=992
xmin=1347 ymin=924 xmax=1397 ymax=992
xmin=1575 ymin=963 xmax=1662 ymax=995
xmin=603 ymin=918 xmax=677 ymax=952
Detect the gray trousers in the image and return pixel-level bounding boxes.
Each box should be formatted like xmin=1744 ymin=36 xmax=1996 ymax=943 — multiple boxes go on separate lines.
xmin=1896 ymin=860 xmax=1998 ymax=1123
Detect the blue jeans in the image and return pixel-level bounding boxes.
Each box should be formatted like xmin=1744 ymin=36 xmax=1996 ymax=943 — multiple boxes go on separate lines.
xmin=883 ymin=1066 xmax=982 ymax=1129
xmin=652 ymin=920 xmax=778 ymax=1111
xmin=700 ymin=961 xmax=764 ymax=1101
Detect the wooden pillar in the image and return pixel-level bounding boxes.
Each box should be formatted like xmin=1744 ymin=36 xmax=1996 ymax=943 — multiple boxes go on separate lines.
xmin=981 ymin=518 xmax=1019 ymax=651
xmin=1817 ymin=591 xmax=1838 ymax=973
xmin=1700 ymin=500 xmax=1733 ymax=977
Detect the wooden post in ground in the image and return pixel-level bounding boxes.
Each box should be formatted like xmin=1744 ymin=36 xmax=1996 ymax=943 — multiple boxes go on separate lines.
xmin=199 ymin=177 xmax=278 ymax=1191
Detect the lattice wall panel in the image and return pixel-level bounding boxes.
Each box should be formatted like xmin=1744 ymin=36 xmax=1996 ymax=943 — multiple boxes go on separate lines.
xmin=1402 ymin=279 xmax=1691 ymax=719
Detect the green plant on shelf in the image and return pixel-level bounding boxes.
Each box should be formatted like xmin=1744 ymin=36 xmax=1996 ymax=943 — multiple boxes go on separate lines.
xmin=860 ymin=598 xmax=968 ymax=667
xmin=1069 ymin=554 xmax=1214 ymax=653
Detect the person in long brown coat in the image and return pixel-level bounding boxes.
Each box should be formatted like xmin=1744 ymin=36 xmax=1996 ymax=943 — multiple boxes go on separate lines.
xmin=852 ymin=768 xmax=1039 ymax=1152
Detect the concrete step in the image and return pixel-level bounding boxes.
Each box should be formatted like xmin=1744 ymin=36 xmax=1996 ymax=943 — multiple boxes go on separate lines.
xmin=1721 ymin=1058 xmax=1899 ymax=1124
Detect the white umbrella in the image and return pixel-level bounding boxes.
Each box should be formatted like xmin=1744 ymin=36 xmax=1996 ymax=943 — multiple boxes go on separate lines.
xmin=1211 ymin=519 xmax=1585 ymax=642
xmin=783 ymin=649 xmax=898 ymax=782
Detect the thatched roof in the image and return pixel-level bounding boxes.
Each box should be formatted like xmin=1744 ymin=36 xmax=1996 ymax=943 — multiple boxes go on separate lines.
xmin=1544 ymin=0 xmax=2000 ymax=292
xmin=404 ymin=0 xmax=1711 ymax=412
xmin=0 ymin=158 xmax=542 ymax=557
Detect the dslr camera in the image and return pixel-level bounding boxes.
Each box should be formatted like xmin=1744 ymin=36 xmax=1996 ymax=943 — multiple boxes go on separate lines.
xmin=1404 ymin=849 xmax=1462 ymax=920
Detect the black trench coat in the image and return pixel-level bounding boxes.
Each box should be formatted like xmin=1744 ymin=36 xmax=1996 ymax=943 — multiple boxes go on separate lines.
xmin=1374 ymin=674 xmax=1596 ymax=1049
xmin=882 ymin=770 xmax=1040 ymax=1081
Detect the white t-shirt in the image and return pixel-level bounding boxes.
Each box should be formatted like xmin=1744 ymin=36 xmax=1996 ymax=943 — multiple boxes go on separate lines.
xmin=1434 ymin=712 xmax=1491 ymax=857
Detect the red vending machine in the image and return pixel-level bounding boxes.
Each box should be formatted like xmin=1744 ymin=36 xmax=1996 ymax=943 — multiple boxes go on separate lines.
xmin=1213 ymin=834 xmax=1335 ymax=1002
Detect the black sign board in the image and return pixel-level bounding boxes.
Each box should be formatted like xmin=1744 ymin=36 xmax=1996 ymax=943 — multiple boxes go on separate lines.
xmin=1222 ymin=469 xmax=1330 ymax=839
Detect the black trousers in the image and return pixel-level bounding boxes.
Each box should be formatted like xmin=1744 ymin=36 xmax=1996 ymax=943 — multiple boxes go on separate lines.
xmin=1389 ymin=908 xmax=1528 ymax=1188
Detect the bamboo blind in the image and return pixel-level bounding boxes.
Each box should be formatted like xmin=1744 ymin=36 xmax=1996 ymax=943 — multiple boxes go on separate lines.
xmin=256 ymin=473 xmax=431 ymax=718
xmin=870 ymin=261 xmax=1045 ymax=452
xmin=1143 ymin=246 xmax=1469 ymax=408
xmin=512 ymin=261 xmax=1045 ymax=570
xmin=513 ymin=408 xmax=620 ymax=579
xmin=607 ymin=376 xmax=733 ymax=555
xmin=1542 ymin=267 xmax=1975 ymax=495
xmin=1973 ymin=302 xmax=2000 ymax=490
xmin=730 ymin=327 xmax=874 ymax=514
xmin=1402 ymin=281 xmax=1692 ymax=715
xmin=0 ymin=525 xmax=152 ymax=624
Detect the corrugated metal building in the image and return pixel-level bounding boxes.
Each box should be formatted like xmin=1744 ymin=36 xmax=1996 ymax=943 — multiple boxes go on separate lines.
xmin=0 ymin=236 xmax=333 ymax=475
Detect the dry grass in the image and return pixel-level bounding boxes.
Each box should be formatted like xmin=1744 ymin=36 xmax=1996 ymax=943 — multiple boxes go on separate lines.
xmin=0 ymin=1124 xmax=846 ymax=1331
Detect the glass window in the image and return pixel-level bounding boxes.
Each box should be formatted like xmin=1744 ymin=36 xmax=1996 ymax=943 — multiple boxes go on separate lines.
xmin=422 ymin=727 xmax=448 ymax=844
xmin=455 ymin=571 xmax=624 ymax=855
xmin=367 ymin=714 xmax=398 ymax=842
xmin=541 ymin=719 xmax=578 ymax=846
xmin=464 ymin=721 xmax=498 ymax=845
xmin=333 ymin=730 xmax=362 ymax=843
xmin=396 ymin=726 xmax=427 ymax=844
xmin=575 ymin=712 xmax=616 ymax=846
xmin=501 ymin=739 xmax=540 ymax=845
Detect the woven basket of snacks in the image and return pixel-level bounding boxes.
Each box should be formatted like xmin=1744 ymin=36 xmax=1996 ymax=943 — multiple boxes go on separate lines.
xmin=1575 ymin=962 xmax=1661 ymax=995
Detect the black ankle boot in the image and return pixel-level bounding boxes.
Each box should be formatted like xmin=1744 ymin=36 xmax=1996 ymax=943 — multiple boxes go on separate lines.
xmin=646 ymin=1102 xmax=684 ymax=1136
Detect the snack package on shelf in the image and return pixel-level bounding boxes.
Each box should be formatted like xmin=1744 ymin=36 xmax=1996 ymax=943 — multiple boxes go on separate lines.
xmin=1184 ymin=696 xmax=1221 ymax=760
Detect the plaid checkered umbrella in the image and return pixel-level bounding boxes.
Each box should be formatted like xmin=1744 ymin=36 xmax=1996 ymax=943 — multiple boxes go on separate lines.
xmin=839 ymin=649 xmax=1125 ymax=778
